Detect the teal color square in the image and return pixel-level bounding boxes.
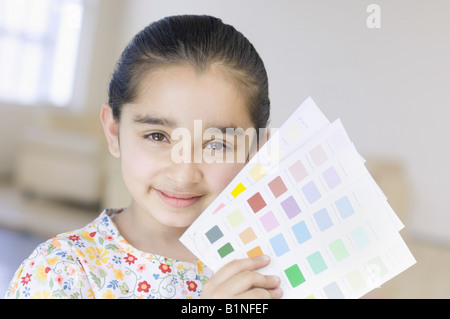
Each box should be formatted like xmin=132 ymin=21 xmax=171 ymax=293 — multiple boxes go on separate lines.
xmin=306 ymin=251 xmax=328 ymax=275
xmin=350 ymin=226 xmax=371 ymax=249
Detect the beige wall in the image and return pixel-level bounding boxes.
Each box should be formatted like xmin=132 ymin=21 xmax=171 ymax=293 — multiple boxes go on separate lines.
xmin=0 ymin=0 xmax=130 ymax=207
xmin=1 ymin=0 xmax=449 ymax=243
xmin=118 ymin=0 xmax=450 ymax=243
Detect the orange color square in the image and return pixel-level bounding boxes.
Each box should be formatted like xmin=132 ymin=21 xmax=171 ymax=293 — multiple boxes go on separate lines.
xmin=247 ymin=246 xmax=263 ymax=258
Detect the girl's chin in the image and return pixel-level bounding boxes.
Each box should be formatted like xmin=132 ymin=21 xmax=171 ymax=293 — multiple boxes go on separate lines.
xmin=156 ymin=211 xmax=200 ymax=229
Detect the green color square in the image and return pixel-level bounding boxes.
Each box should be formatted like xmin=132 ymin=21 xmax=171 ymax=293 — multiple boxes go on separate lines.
xmin=366 ymin=256 xmax=389 ymax=278
xmin=284 ymin=264 xmax=305 ymax=288
xmin=345 ymin=269 xmax=367 ymax=292
xmin=306 ymin=251 xmax=328 ymax=274
xmin=227 ymin=209 xmax=245 ymax=228
xmin=218 ymin=243 xmax=234 ymax=258
xmin=328 ymin=238 xmax=349 ymax=262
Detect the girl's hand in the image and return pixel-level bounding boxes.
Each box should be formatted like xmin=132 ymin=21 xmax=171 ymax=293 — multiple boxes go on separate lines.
xmin=201 ymin=255 xmax=283 ymax=299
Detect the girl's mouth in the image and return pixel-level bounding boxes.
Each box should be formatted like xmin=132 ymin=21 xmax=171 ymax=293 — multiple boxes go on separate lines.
xmin=155 ymin=189 xmax=202 ymax=209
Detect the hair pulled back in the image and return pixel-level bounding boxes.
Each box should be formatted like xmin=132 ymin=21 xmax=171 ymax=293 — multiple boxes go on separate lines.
xmin=108 ymin=15 xmax=270 ymax=129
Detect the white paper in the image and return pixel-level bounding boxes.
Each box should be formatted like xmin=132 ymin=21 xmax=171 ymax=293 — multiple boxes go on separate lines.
xmin=180 ymin=97 xmax=416 ymax=299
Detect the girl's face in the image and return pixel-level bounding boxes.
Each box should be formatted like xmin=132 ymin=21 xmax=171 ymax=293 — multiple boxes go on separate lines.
xmin=102 ymin=63 xmax=256 ymax=231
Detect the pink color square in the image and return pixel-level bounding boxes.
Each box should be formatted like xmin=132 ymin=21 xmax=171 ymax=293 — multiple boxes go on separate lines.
xmin=212 ymin=203 xmax=225 ymax=214
xmin=268 ymin=176 xmax=288 ymax=198
xmin=309 ymin=145 xmax=328 ymax=167
xmin=259 ymin=211 xmax=279 ymax=232
xmin=288 ymin=160 xmax=308 ymax=182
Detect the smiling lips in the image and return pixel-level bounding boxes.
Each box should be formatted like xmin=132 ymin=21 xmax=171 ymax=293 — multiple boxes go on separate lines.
xmin=155 ymin=189 xmax=202 ymax=208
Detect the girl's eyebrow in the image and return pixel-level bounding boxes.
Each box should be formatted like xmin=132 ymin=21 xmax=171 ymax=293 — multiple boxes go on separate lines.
xmin=133 ymin=115 xmax=246 ymax=136
xmin=206 ymin=126 xmax=246 ymax=136
xmin=133 ymin=114 xmax=177 ymax=127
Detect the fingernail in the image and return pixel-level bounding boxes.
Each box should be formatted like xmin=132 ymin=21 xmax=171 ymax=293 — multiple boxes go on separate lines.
xmin=273 ymin=287 xmax=283 ymax=298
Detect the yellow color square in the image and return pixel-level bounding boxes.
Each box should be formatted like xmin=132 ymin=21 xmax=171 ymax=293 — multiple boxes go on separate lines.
xmin=248 ymin=163 xmax=267 ymax=182
xmin=345 ymin=269 xmax=367 ymax=292
xmin=284 ymin=124 xmax=303 ymax=144
xmin=231 ymin=183 xmax=246 ymax=198
xmin=227 ymin=209 xmax=245 ymax=228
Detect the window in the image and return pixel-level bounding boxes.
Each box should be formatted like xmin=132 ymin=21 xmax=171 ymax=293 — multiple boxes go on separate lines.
xmin=0 ymin=0 xmax=85 ymax=107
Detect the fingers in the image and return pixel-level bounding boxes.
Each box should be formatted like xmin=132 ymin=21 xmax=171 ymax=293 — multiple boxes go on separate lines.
xmin=231 ymin=273 xmax=283 ymax=299
xmin=237 ymin=287 xmax=283 ymax=299
xmin=201 ymin=255 xmax=283 ymax=299
xmin=209 ymin=254 xmax=271 ymax=287
xmin=226 ymin=270 xmax=279 ymax=295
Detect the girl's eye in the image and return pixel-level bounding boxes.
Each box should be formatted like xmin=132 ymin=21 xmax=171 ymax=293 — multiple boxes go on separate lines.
xmin=205 ymin=140 xmax=228 ymax=151
xmin=145 ymin=132 xmax=168 ymax=142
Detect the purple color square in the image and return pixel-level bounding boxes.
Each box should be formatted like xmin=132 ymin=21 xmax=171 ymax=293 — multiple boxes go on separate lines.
xmin=322 ymin=166 xmax=342 ymax=189
xmin=280 ymin=196 xmax=301 ymax=219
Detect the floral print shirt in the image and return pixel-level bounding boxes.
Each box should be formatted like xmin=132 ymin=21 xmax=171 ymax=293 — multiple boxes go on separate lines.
xmin=5 ymin=209 xmax=212 ymax=299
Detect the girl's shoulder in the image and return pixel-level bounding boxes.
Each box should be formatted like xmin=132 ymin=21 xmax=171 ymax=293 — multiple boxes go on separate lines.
xmin=4 ymin=209 xmax=118 ymax=298
xmin=24 ymin=208 xmax=125 ymax=271
xmin=29 ymin=208 xmax=119 ymax=258
xmin=6 ymin=208 xmax=214 ymax=299
xmin=51 ymin=208 xmax=122 ymax=249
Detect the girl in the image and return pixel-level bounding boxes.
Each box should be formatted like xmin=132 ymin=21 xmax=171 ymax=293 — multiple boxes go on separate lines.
xmin=5 ymin=15 xmax=282 ymax=299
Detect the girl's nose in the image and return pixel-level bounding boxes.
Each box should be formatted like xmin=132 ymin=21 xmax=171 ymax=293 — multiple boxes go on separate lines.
xmin=164 ymin=161 xmax=203 ymax=187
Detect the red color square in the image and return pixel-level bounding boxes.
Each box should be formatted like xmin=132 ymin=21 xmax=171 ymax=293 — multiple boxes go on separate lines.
xmin=247 ymin=192 xmax=267 ymax=213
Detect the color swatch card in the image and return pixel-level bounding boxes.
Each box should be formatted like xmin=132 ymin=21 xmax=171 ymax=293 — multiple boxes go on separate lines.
xmin=182 ymin=97 xmax=336 ymax=254
xmin=180 ymin=97 xmax=416 ymax=299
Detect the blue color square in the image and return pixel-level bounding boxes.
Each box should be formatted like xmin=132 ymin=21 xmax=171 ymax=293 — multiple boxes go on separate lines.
xmin=313 ymin=208 xmax=333 ymax=231
xmin=335 ymin=196 xmax=355 ymax=219
xmin=269 ymin=233 xmax=290 ymax=257
xmin=205 ymin=225 xmax=224 ymax=244
xmin=301 ymin=181 xmax=322 ymax=204
xmin=323 ymin=282 xmax=345 ymax=299
xmin=291 ymin=221 xmax=312 ymax=244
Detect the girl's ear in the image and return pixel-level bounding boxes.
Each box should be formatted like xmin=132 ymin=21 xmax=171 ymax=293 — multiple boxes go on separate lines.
xmin=100 ymin=103 xmax=121 ymax=158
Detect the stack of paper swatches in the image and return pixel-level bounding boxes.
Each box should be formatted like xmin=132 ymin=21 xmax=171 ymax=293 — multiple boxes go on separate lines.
xmin=180 ymin=97 xmax=416 ymax=299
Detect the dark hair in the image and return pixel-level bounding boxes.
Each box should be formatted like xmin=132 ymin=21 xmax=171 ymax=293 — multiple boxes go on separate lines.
xmin=108 ymin=15 xmax=270 ymax=129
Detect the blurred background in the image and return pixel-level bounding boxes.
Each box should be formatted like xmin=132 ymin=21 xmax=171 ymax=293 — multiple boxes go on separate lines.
xmin=0 ymin=0 xmax=449 ymax=298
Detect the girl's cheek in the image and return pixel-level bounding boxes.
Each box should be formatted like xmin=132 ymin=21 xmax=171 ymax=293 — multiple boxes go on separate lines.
xmin=121 ymin=144 xmax=169 ymax=180
xmin=204 ymin=162 xmax=245 ymax=193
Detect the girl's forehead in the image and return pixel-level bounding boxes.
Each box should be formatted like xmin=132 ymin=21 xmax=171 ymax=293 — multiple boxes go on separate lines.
xmin=125 ymin=64 xmax=255 ymax=129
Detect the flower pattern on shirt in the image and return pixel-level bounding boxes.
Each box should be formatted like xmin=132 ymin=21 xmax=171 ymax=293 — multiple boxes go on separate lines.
xmin=5 ymin=209 xmax=212 ymax=299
